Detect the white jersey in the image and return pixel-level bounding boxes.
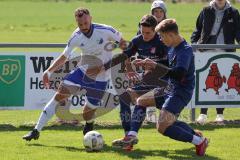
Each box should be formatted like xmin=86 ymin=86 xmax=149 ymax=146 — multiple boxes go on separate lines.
xmin=63 ymin=23 xmax=122 ymax=81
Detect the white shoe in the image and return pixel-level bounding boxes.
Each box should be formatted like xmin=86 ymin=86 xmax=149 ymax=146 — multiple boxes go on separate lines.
xmin=196 ymin=114 xmax=207 ymax=125
xmin=215 ymin=114 xmax=224 ymax=123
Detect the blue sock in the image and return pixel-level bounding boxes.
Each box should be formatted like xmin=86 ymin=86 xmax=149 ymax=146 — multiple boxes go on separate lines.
xmin=119 ymin=93 xmax=132 ymax=135
xmin=130 ymin=105 xmax=146 ymax=133
xmin=175 ymin=120 xmax=195 ymax=135
xmin=163 ymin=121 xmax=193 ymax=143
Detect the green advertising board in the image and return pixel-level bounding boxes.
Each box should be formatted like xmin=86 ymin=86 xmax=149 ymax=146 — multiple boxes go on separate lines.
xmin=0 ymin=55 xmax=25 ymax=106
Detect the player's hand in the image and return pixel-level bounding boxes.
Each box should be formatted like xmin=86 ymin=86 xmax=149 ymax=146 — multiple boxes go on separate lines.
xmin=43 ymin=70 xmax=52 ymax=89
xmin=119 ymin=39 xmax=129 ymax=51
xmin=135 ymin=58 xmax=157 ymax=71
xmin=126 ymin=71 xmax=141 ymax=84
xmin=131 ymin=59 xmax=142 ymax=66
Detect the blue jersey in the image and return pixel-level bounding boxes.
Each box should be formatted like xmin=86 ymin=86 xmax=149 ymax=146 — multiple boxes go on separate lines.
xmin=168 ymin=40 xmax=195 ymax=101
xmin=124 ymin=34 xmax=168 ymax=65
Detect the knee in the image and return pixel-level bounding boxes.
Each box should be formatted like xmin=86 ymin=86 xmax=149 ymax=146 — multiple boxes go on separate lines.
xmin=127 ymin=88 xmax=139 ymax=104
xmin=136 ymin=97 xmax=148 ymax=107
xmin=83 ymin=106 xmax=96 ymax=121
xmin=55 ymin=93 xmax=68 ymax=102
xmin=55 ymin=83 xmax=73 ymax=102
xmin=55 ymin=87 xmax=71 ymax=102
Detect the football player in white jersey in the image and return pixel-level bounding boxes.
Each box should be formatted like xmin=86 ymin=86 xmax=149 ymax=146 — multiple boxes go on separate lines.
xmin=23 ymin=8 xmax=125 ymax=141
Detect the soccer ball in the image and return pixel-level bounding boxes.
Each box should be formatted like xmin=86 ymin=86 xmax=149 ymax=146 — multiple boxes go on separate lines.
xmin=83 ymin=131 xmax=104 ymax=152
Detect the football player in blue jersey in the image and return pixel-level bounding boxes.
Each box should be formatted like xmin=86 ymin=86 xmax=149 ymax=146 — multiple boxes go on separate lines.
xmin=112 ymin=14 xmax=168 ymax=149
xmin=119 ymin=19 xmax=209 ymax=156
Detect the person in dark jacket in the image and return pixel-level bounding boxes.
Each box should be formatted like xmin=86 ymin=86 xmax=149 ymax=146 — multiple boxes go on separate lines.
xmin=191 ymin=0 xmax=240 ymax=124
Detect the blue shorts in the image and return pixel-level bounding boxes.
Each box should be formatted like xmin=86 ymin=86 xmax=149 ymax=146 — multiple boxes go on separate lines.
xmin=155 ymin=93 xmax=190 ymax=115
xmin=63 ymin=68 xmax=108 ymax=106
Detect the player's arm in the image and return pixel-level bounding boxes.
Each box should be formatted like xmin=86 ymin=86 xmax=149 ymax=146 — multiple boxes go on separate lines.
xmin=43 ymin=32 xmax=77 ymax=88
xmin=43 ymin=54 xmax=67 ymax=88
xmin=166 ymin=48 xmax=193 ymax=82
xmin=122 ymin=38 xmax=143 ymax=82
xmin=135 ymin=58 xmax=186 ymax=82
xmin=124 ymin=58 xmax=142 ymax=83
xmin=103 ymin=42 xmax=142 ymax=84
xmin=165 ymin=67 xmax=187 ymax=81
xmin=46 ymin=54 xmax=67 ymax=73
xmin=103 ymin=53 xmax=128 ymax=70
xmin=103 ymin=37 xmax=138 ymax=71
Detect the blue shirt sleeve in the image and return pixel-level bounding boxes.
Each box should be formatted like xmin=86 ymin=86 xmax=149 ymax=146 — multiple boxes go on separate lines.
xmin=175 ymin=47 xmax=193 ymax=71
xmin=123 ymin=37 xmax=138 ymax=58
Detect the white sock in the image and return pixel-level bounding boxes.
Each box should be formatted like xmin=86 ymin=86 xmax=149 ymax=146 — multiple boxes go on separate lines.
xmin=35 ymin=97 xmax=59 ymax=131
xmin=128 ymin=131 xmax=138 ymax=137
xmin=192 ymin=135 xmax=204 ymax=145
xmin=86 ymin=119 xmax=94 ymax=123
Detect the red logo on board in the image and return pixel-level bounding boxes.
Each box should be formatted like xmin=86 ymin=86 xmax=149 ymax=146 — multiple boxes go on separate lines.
xmin=203 ymin=63 xmax=226 ymax=95
xmin=225 ymin=63 xmax=240 ymax=95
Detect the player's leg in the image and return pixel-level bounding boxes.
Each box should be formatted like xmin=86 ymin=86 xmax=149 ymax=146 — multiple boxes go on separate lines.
xmin=118 ymin=86 xmax=147 ymax=135
xmin=82 ymin=80 xmax=108 ymax=135
xmin=154 ymin=89 xmax=197 ymax=135
xmin=119 ymin=92 xmax=132 ymax=135
xmin=82 ymin=105 xmax=96 ymax=135
xmin=23 ymin=68 xmax=85 ymax=141
xmin=22 ymin=82 xmax=73 ymax=141
xmin=112 ymin=89 xmax=156 ymax=149
xmin=128 ymin=89 xmax=156 ymax=136
xmin=136 ymin=88 xmax=157 ymax=107
xmin=157 ymin=95 xmax=209 ymax=156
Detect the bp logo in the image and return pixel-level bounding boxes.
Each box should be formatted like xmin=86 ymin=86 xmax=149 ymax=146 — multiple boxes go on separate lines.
xmin=0 ymin=59 xmax=21 ymax=84
xmin=0 ymin=55 xmax=25 ymax=107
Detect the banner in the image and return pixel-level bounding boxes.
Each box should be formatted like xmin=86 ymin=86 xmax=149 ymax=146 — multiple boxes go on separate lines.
xmin=0 ymin=51 xmax=239 ymax=109
xmin=195 ymin=52 xmax=240 ymax=107
xmin=0 ymin=52 xmax=123 ymax=110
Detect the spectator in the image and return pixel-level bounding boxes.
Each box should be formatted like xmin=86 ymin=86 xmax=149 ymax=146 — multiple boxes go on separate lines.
xmin=191 ymin=0 xmax=240 ymax=124
xmin=137 ymin=0 xmax=167 ymax=35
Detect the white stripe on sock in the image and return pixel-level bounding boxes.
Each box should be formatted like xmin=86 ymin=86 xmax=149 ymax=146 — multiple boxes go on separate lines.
xmin=128 ymin=131 xmax=138 ymax=137
xmin=192 ymin=135 xmax=204 ymax=145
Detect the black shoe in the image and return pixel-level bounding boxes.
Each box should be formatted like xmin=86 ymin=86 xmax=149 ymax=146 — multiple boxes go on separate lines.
xmin=83 ymin=122 xmax=94 ymax=135
xmin=22 ymin=129 xmax=40 ymax=141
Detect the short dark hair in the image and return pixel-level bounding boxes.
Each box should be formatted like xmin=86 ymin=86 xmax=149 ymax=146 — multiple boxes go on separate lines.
xmin=140 ymin=14 xmax=158 ymax=30
xmin=75 ymin=8 xmax=90 ymax=18
xmin=155 ymin=19 xmax=178 ymax=34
